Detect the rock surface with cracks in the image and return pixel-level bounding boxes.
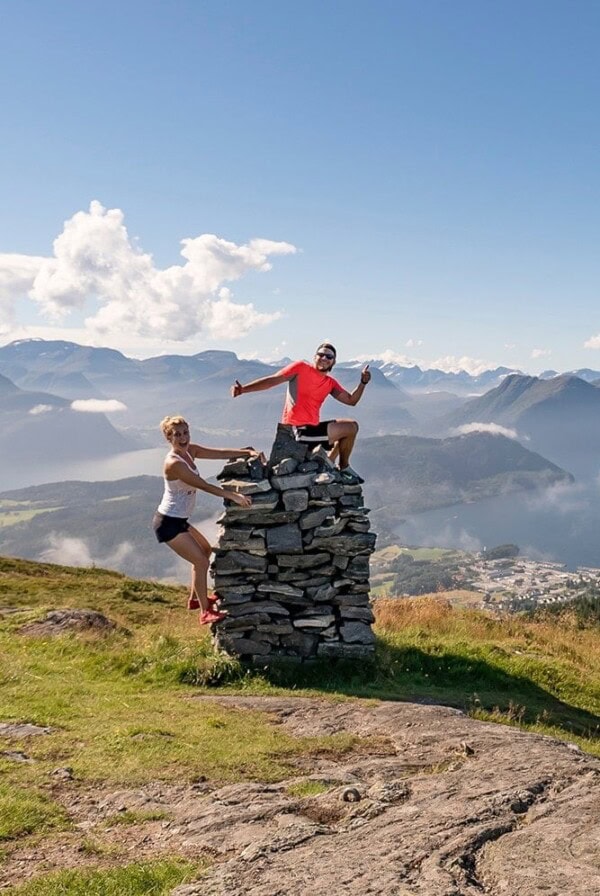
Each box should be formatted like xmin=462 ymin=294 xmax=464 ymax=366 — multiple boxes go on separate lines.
xmin=2 ymin=696 xmax=598 ymax=895
xmin=171 ymin=697 xmax=599 ymax=896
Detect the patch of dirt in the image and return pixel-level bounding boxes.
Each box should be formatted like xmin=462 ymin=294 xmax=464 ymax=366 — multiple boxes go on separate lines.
xmin=18 ymin=608 xmax=120 ymax=637
xmin=1 ymin=697 xmax=599 ymax=895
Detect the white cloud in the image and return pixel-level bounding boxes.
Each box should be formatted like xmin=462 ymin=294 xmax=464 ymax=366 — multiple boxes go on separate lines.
xmin=430 ymin=355 xmax=497 ymax=376
xmin=0 ymin=255 xmax=47 ymax=331
xmin=354 ymin=349 xmax=419 ymax=367
xmin=531 ymin=348 xmax=551 ymax=359
xmin=28 ymin=404 xmax=54 ymax=415
xmin=70 ymin=399 xmax=127 ymax=413
xmin=405 ymin=338 xmax=423 ymax=349
xmin=584 ymin=334 xmax=600 ymax=350
xmin=452 ymin=422 xmax=521 ymax=440
xmin=40 ymin=533 xmax=134 ymax=569
xmin=0 ymin=201 xmax=295 ymax=344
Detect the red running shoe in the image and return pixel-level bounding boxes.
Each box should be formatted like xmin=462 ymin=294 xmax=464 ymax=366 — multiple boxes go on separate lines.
xmin=188 ymin=594 xmax=219 ymax=610
xmin=199 ymin=608 xmax=227 ymax=625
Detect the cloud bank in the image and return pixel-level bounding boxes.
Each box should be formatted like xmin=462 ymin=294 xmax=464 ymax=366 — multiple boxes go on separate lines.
xmin=430 ymin=356 xmax=499 ymax=376
xmin=452 ymin=422 xmax=521 ymax=440
xmin=70 ymin=399 xmax=127 ymax=413
xmin=0 ymin=201 xmax=296 ymax=342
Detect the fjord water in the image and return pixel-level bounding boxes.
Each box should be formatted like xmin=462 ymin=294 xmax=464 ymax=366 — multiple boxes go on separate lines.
xmin=0 ymin=448 xmax=223 ymax=493
xmin=396 ymin=478 xmax=600 ymax=570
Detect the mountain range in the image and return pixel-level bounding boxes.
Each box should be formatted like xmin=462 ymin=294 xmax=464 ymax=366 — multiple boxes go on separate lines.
xmin=1 ymin=337 xmax=599 ymax=485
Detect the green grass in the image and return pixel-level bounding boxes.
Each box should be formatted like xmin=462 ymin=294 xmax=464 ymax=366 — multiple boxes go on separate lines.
xmin=0 ymin=782 xmax=68 ymax=840
xmin=286 ymin=779 xmax=332 ymax=798
xmin=3 ymin=858 xmax=202 ymax=895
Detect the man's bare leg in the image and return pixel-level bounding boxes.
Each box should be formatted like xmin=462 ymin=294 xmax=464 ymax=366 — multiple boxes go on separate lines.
xmin=327 ymin=420 xmax=359 ymax=469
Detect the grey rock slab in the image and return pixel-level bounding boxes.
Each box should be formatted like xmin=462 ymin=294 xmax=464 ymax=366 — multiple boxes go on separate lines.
xmin=299 ymin=507 xmax=334 ymax=530
xmin=228 ymin=601 xmax=290 ymax=617
xmin=216 ymin=538 xmax=267 ymax=555
xmin=219 ymin=614 xmax=271 ymax=630
xmin=218 ymin=636 xmax=272 ymax=656
xmin=340 ymin=622 xmax=375 ymax=644
xmin=271 ymin=458 xmax=299 ymax=476
xmin=266 ymin=524 xmax=303 ymax=554
xmin=268 ymin=424 xmax=309 ymax=465
xmin=223 ymin=511 xmax=298 ymax=526
xmin=339 ymin=606 xmax=375 ymax=623
xmin=310 ymin=483 xmax=344 ymax=500
xmin=219 ymin=479 xmax=272 ymax=494
xmin=0 ymin=722 xmax=55 ymax=738
xmin=277 ymin=553 xmax=331 ymax=569
xmin=257 ymin=582 xmax=303 ymax=598
xmin=310 ymin=533 xmax=376 ymax=555
xmin=293 ymin=615 xmax=335 ymax=629
xmin=271 ymin=473 xmax=316 ymax=491
xmin=256 ymin=622 xmax=295 ymax=635
xmin=213 ymin=551 xmax=268 ymax=573
xmin=282 ymin=489 xmax=309 ymax=512
xmin=297 ymin=461 xmax=319 ymax=473
xmin=19 ymin=609 xmax=118 ymax=637
xmin=314 ymin=518 xmax=347 ymax=537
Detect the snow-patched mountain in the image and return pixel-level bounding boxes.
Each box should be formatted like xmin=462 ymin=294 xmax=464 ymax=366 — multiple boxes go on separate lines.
xmin=342 ymin=359 xmax=520 ymax=395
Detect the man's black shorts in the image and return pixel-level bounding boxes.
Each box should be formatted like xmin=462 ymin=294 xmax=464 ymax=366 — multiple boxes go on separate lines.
xmin=292 ymin=420 xmax=333 ymax=449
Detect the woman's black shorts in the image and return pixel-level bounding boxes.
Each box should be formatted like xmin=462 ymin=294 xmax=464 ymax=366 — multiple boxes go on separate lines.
xmin=152 ymin=512 xmax=190 ymax=543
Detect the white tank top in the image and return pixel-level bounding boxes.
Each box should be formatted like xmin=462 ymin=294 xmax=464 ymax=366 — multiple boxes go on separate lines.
xmin=157 ymin=450 xmax=198 ymax=519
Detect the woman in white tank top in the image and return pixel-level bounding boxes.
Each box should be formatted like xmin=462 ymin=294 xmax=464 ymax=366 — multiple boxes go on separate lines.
xmin=153 ymin=415 xmax=257 ymax=625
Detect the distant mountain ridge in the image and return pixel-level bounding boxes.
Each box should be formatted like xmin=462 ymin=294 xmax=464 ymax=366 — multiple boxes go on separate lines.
xmin=441 ymin=373 xmax=600 ymax=475
xmin=0 ymin=370 xmax=130 ymax=463
xmin=354 ymin=430 xmax=571 ymax=526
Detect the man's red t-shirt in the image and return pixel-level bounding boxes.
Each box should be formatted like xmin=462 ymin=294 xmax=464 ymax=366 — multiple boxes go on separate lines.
xmin=279 ymin=360 xmax=343 ymax=426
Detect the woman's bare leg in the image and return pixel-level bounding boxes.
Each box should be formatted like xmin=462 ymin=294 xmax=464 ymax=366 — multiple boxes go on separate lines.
xmin=188 ymin=525 xmax=217 ymax=605
xmin=165 ymin=532 xmax=210 ymax=611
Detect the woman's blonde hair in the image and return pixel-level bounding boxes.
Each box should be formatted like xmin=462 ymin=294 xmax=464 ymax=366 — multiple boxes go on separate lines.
xmin=160 ymin=415 xmax=188 ymax=440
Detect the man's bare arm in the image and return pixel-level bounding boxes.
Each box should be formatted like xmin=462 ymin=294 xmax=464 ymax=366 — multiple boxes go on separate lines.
xmin=231 ymin=372 xmax=290 ymax=398
xmin=331 ymin=365 xmax=371 ymax=407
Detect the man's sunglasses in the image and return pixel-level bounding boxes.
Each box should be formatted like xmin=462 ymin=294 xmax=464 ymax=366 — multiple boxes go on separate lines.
xmin=316 ymin=351 xmax=335 ymax=360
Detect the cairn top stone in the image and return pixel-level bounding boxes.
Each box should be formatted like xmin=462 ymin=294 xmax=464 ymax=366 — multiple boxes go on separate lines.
xmin=268 ymin=424 xmax=310 ymax=466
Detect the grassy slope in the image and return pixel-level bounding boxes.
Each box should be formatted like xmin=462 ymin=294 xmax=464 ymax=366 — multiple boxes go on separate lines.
xmin=1 ymin=555 xmax=599 ymax=893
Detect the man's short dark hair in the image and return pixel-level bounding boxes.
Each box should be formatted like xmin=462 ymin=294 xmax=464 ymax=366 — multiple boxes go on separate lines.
xmin=317 ymin=342 xmax=337 ymax=356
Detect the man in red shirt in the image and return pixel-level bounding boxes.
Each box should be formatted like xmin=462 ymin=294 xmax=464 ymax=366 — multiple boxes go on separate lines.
xmin=231 ymin=342 xmax=371 ymax=483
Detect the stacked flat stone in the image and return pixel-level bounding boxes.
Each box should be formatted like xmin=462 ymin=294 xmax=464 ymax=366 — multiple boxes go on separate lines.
xmin=211 ymin=424 xmax=377 ymax=663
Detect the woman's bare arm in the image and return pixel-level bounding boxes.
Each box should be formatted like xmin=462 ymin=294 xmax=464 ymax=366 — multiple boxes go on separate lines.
xmin=165 ymin=460 xmax=251 ymax=506
xmin=190 ymin=444 xmax=257 ymax=461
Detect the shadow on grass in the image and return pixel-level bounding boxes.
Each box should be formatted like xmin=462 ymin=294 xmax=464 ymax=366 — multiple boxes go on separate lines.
xmin=188 ymin=640 xmax=600 ymax=740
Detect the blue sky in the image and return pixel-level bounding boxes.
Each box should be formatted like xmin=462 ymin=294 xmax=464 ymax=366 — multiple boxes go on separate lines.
xmin=1 ymin=0 xmax=599 ymax=373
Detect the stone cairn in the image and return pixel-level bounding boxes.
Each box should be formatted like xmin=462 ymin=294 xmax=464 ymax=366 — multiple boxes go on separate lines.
xmin=211 ymin=424 xmax=377 ymax=663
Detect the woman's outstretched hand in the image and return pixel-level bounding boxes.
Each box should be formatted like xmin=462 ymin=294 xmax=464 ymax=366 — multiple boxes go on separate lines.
xmin=227 ymin=491 xmax=252 ymax=508
xmin=231 ymin=380 xmax=243 ymax=398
